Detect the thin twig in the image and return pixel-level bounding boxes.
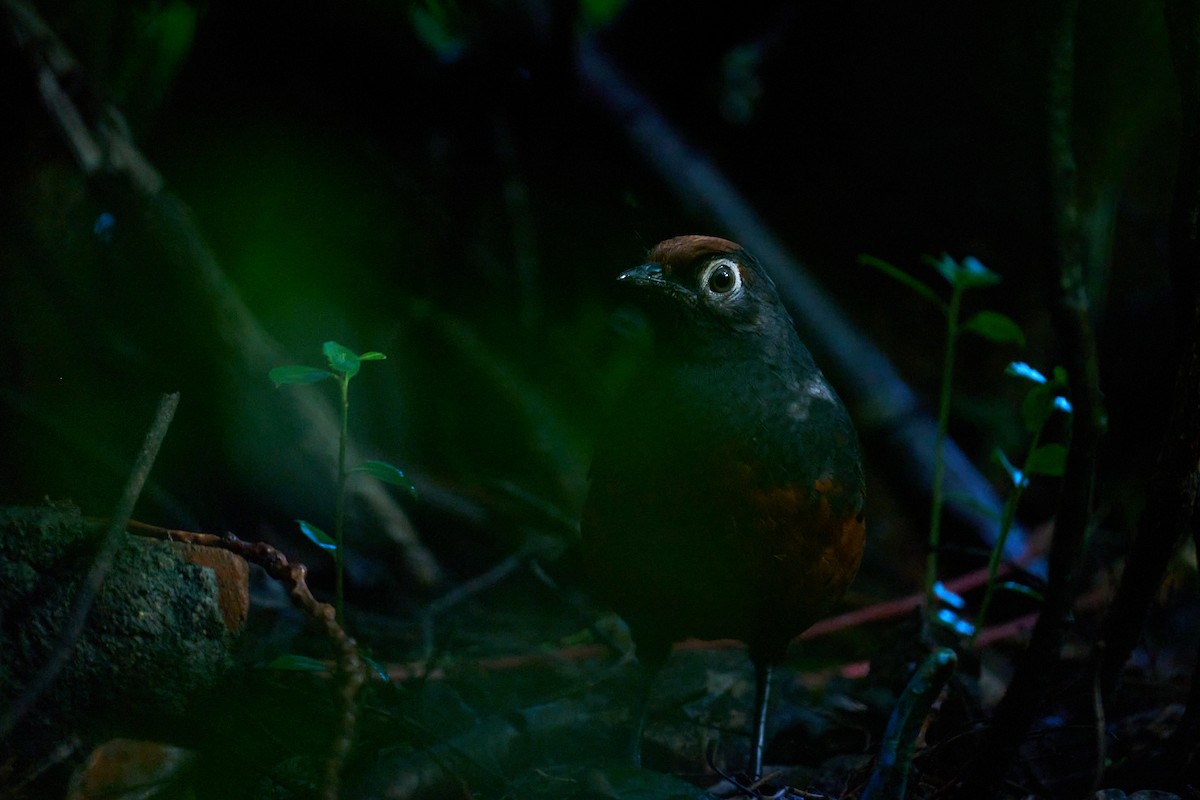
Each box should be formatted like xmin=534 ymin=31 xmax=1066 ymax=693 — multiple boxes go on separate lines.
xmin=420 ymin=549 xmax=527 ymax=657
xmin=127 ymin=519 xmax=365 ymax=800
xmin=860 ymin=648 xmax=957 ymax=800
xmin=419 ymin=530 xmax=572 ymax=658
xmin=0 ymin=392 xmax=179 ymax=740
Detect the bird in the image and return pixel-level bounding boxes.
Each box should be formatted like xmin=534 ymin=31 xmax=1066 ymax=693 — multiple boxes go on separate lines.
xmin=582 ymin=235 xmax=866 ymax=780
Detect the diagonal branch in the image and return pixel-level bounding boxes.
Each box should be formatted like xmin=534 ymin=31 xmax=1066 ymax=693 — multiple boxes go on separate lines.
xmin=3 ymin=0 xmax=443 ymax=589
xmin=0 ymin=392 xmax=179 ymax=740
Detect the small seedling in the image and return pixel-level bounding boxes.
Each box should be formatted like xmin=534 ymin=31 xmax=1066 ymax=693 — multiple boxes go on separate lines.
xmin=270 ymin=341 xmax=416 ymax=624
xmin=859 ymin=254 xmax=1024 ymax=631
xmin=970 ymin=361 xmax=1071 ymax=639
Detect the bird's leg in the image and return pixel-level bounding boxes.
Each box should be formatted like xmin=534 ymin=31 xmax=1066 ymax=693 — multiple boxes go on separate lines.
xmin=749 ymin=656 xmax=773 ymax=780
xmin=629 ymin=658 xmax=662 ymax=767
xmin=627 ymin=638 xmax=670 ymax=768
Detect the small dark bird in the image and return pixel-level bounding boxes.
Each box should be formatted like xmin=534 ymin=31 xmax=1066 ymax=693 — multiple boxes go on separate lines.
xmin=583 ymin=235 xmax=866 ymax=779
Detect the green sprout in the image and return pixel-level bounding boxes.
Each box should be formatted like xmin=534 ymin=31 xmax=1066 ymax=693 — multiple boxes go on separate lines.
xmin=970 ymin=362 xmax=1071 ymax=641
xmin=270 ymin=341 xmax=416 ymax=624
xmin=858 ymin=254 xmax=1025 ymax=629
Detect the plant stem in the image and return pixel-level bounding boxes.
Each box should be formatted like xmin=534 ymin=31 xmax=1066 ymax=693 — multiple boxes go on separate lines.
xmin=335 ymin=373 xmax=349 ymax=625
xmin=860 ymin=647 xmax=958 ymax=800
xmin=972 ymin=426 xmax=1043 ymax=643
xmin=925 ymin=284 xmax=963 ymax=614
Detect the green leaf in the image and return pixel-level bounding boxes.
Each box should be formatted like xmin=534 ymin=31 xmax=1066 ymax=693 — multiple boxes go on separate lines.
xmin=1027 ymin=443 xmax=1068 ymax=477
xmin=956 ymin=255 xmax=1002 ymax=288
xmin=323 ymin=341 xmax=360 ymax=378
xmin=1052 ymin=366 xmax=1069 ymax=387
xmin=296 ymin=519 xmax=337 ymax=551
xmin=927 ymin=253 xmax=960 ymax=285
xmin=857 ymin=254 xmax=944 ymax=308
xmin=926 ymin=253 xmax=1001 ymax=288
xmin=358 ymin=351 xmax=387 ymax=361
xmin=931 ymin=609 xmax=974 ymax=637
xmin=996 ymin=581 xmax=1044 ymax=603
xmin=962 ymin=311 xmax=1025 ymax=346
xmin=267 ymin=654 xmax=328 ymax=672
xmin=993 ymin=448 xmax=1025 ymax=489
xmin=1006 ymin=361 xmax=1046 ymax=384
xmin=362 ymin=655 xmax=390 ymax=682
xmin=1021 ymin=383 xmax=1057 ymax=433
xmin=352 ymin=460 xmax=417 ymax=497
xmin=269 ymin=365 xmax=335 ymax=387
xmin=933 ymin=580 xmax=966 ymax=609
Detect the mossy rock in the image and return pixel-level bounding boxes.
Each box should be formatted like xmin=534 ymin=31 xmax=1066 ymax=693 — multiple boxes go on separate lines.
xmin=0 ymin=502 xmax=233 ymax=762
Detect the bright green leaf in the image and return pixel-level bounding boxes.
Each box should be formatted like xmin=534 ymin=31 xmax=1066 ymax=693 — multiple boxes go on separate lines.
xmin=962 ymin=311 xmax=1025 ymax=346
xmin=296 ymin=519 xmax=337 ymax=551
xmin=927 ymin=253 xmax=960 ymax=285
xmin=269 ymin=365 xmax=334 ymax=387
xmin=266 ymin=653 xmax=329 ymax=672
xmin=857 ymin=254 xmax=944 ymax=308
xmin=1027 ymin=443 xmax=1068 ymax=477
xmin=997 ymin=581 xmax=1044 ymax=603
xmin=932 ymin=608 xmax=975 ymax=637
xmin=956 ymin=255 xmax=1002 ymax=288
xmin=993 ymin=448 xmax=1025 ymax=489
xmin=1006 ymin=361 xmax=1046 ymax=384
xmin=363 ymin=656 xmax=390 ymax=682
xmin=933 ymin=580 xmax=966 ymax=609
xmin=358 ymin=351 xmax=387 ymax=361
xmin=926 ymin=253 xmax=1002 ymax=288
xmin=352 ymin=460 xmax=417 ymax=497
xmin=323 ymin=341 xmax=360 ymax=378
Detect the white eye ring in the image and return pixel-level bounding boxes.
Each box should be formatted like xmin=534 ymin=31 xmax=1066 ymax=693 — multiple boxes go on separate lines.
xmin=700 ymin=258 xmax=743 ymax=298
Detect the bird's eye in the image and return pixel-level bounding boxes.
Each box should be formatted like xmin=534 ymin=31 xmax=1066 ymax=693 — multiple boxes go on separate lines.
xmin=702 ymin=259 xmax=741 ymax=296
xmin=709 ymin=266 xmax=734 ymax=292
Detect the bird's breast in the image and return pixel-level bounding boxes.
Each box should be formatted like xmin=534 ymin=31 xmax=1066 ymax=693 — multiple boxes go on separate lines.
xmin=582 ymin=360 xmax=865 ymax=650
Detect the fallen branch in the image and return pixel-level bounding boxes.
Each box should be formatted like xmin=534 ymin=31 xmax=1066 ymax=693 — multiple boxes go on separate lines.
xmin=3 ymin=0 xmax=443 ymax=590
xmin=127 ymin=520 xmax=364 ymax=800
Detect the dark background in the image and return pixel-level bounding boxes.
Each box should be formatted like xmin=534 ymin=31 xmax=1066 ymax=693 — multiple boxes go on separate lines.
xmin=0 ymin=0 xmax=1191 ymax=795
xmin=1 ymin=0 xmax=1177 ymax=572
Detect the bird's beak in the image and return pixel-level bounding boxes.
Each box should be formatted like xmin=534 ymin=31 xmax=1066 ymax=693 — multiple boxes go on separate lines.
xmin=617 ymin=262 xmax=666 ymax=287
xmin=617 ymin=261 xmax=693 ymax=305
